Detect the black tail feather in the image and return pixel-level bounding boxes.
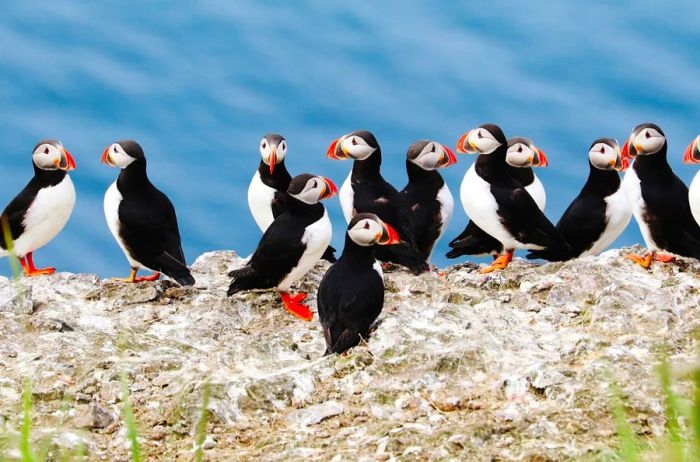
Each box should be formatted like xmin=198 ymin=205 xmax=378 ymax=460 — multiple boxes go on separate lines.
xmin=321 ymin=245 xmax=337 ymax=263
xmin=154 ymin=252 xmax=195 ymax=286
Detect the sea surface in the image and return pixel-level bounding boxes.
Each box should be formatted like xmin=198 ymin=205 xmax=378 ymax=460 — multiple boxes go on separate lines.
xmin=1 ymin=1 xmax=700 ymax=277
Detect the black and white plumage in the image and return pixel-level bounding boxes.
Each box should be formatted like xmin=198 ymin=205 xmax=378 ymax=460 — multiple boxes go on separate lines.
xmin=228 ymin=174 xmax=337 ymax=321
xmin=0 ymin=139 xmax=76 ymax=276
xmin=447 ymin=137 xmax=548 ymax=260
xmin=102 ymin=140 xmax=195 ymax=286
xmin=455 ymin=124 xmax=569 ymax=273
xmin=684 ymin=135 xmax=700 ymax=227
xmin=247 ymin=134 xmax=336 ymax=262
xmin=317 ymin=213 xmax=399 ymax=355
xmin=527 ymin=138 xmax=631 ymax=261
xmin=620 ymin=123 xmax=700 ymax=267
xmin=399 ymin=140 xmax=456 ymax=266
xmin=326 ymin=130 xmax=428 ymax=274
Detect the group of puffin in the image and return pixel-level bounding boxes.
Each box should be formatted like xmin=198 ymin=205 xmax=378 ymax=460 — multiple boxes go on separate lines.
xmin=3 ymin=122 xmax=700 ymax=354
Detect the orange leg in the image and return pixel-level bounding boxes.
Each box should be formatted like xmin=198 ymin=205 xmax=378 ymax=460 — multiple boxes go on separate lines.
xmin=113 ymin=268 xmax=160 ymax=283
xmin=23 ymin=252 xmax=56 ymax=276
xmin=626 ymin=251 xmax=675 ymax=268
xmin=280 ymin=292 xmax=313 ymax=321
xmin=654 ymin=253 xmax=676 ymax=263
xmin=481 ymin=250 xmax=514 ymax=274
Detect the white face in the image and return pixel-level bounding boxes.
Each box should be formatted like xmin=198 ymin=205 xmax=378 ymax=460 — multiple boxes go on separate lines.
xmin=506 ymin=142 xmax=535 ymax=167
xmin=290 ymin=176 xmax=326 ymax=205
xmin=409 ymin=142 xmax=445 ymax=170
xmin=588 ymin=142 xmax=619 ymax=170
xmin=260 ymin=137 xmax=287 ymax=165
xmin=631 ymin=126 xmax=665 ymax=155
xmin=107 ymin=143 xmax=136 ymax=169
xmin=348 ymin=217 xmax=383 ymax=246
xmin=468 ymin=128 xmax=501 ymax=154
xmin=340 ymin=135 xmax=376 ymax=160
xmin=32 ymin=142 xmax=64 ymax=170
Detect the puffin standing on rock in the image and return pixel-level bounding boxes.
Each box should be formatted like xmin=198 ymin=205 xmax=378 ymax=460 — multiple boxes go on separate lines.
xmin=102 ymin=140 xmax=195 ymax=286
xmin=621 ymin=123 xmax=700 ymax=267
xmin=0 ymin=140 xmax=76 ymax=276
xmin=399 ymin=140 xmax=457 ymax=268
xmin=527 ymin=138 xmax=631 ymax=261
xmin=228 ymin=174 xmax=337 ymax=321
xmin=683 ymin=135 xmax=700 ymax=227
xmin=317 ymin=213 xmax=400 ymax=355
xmin=456 ymin=124 xmax=569 ymax=273
xmin=447 ymin=137 xmax=548 ymax=259
xmin=248 ymin=134 xmax=336 ymax=262
xmin=327 ymin=130 xmax=427 ymax=274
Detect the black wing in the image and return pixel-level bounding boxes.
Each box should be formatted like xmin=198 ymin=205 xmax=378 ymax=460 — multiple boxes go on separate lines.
xmin=446 ymin=220 xmax=502 ymax=258
xmin=0 ymin=180 xmax=40 ymax=246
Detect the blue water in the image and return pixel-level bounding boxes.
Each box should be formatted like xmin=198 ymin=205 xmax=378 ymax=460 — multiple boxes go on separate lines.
xmin=2 ymin=1 xmax=700 ymax=277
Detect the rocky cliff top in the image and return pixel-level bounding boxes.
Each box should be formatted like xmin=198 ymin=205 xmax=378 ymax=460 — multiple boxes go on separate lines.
xmin=1 ymin=248 xmax=699 ymax=461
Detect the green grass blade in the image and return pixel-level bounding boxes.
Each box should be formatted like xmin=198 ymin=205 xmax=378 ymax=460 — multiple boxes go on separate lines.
xmin=119 ymin=369 xmax=141 ymax=462
xmin=610 ymin=380 xmax=640 ymax=462
xmin=194 ymin=382 xmax=211 ymax=462
xmin=658 ymin=357 xmax=685 ymax=461
xmin=692 ymin=356 xmax=700 ymax=462
xmin=2 ymin=216 xmax=22 ymax=278
xmin=20 ymin=378 xmax=34 ymax=462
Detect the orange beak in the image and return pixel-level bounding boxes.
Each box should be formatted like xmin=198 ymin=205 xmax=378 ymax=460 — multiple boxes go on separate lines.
xmin=269 ymin=145 xmax=277 ymax=174
xmin=101 ymin=146 xmax=115 ymax=166
xmin=683 ymin=139 xmax=699 ymax=164
xmin=320 ymin=177 xmax=338 ymax=200
xmin=58 ymin=148 xmax=76 ymax=171
xmin=620 ymin=138 xmax=634 ymax=168
xmin=534 ymin=148 xmax=548 ymax=167
xmin=455 ymin=130 xmax=473 ymax=154
xmin=377 ymin=221 xmax=400 ymax=245
xmin=437 ymin=145 xmax=458 ymax=168
xmin=326 ymin=137 xmax=347 ymax=160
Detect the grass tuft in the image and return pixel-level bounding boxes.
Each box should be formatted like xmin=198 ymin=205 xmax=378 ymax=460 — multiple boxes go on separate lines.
xmin=20 ymin=378 xmax=34 ymax=462
xmin=194 ymin=382 xmax=211 ymax=461
xmin=119 ymin=367 xmax=141 ymax=462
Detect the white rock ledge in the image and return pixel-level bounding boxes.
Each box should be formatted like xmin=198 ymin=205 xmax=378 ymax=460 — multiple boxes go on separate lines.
xmin=0 ymin=246 xmax=698 ymax=460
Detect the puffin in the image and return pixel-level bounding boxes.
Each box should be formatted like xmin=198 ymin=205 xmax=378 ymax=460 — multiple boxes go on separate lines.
xmin=446 ymin=137 xmax=548 ymax=259
xmin=398 ymin=140 xmax=457 ymax=267
xmin=455 ymin=124 xmax=569 ymax=273
xmin=0 ymin=140 xmax=76 ymax=276
xmin=326 ymin=130 xmax=427 ymax=274
xmin=620 ymin=123 xmax=700 ymax=267
xmin=102 ymin=140 xmax=195 ymax=286
xmin=228 ymin=173 xmax=337 ymax=321
xmin=248 ymin=134 xmax=336 ymax=262
xmin=317 ymin=213 xmax=400 ymax=355
xmin=683 ymin=135 xmax=700 ymax=227
xmin=527 ymin=138 xmax=631 ymax=261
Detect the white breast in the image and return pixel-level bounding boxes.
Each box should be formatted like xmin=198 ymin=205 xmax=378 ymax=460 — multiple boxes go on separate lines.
xmin=277 ymin=209 xmax=332 ymax=291
xmin=689 ymin=171 xmax=700 ymax=228
xmin=525 ymin=174 xmax=546 ymax=211
xmin=460 ymin=163 xmax=535 ymax=251
xmin=581 ymin=186 xmax=632 ymax=257
xmin=432 ymin=183 xmax=454 ymax=257
xmin=248 ymin=171 xmax=277 ymax=232
xmin=104 ymin=181 xmax=144 ymax=269
xmin=12 ymin=175 xmax=76 ymax=258
xmin=372 ymin=260 xmax=384 ymax=279
xmin=622 ymin=165 xmax=657 ymax=250
xmin=339 ymin=172 xmax=354 ymax=223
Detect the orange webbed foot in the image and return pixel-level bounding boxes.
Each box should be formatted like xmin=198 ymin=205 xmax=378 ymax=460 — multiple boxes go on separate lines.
xmin=22 ymin=253 xmax=56 ymax=277
xmin=626 ymin=252 xmax=653 ymax=269
xmin=134 ymin=272 xmax=160 ymax=282
xmin=654 ymin=253 xmax=676 ymax=263
xmin=480 ymin=251 xmax=514 ymax=274
xmin=280 ymin=292 xmax=313 ymax=321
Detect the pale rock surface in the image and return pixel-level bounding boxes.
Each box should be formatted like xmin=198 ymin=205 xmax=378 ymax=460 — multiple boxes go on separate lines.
xmin=0 ymin=246 xmax=698 ymax=460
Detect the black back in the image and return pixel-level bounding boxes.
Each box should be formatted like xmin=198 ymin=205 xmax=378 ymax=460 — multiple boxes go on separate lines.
xmin=258 ymin=159 xmax=293 ymax=220
xmin=228 ymin=196 xmax=326 ymax=294
xmin=400 ymin=160 xmax=447 ymax=261
xmin=349 ymin=143 xmax=427 ymax=273
xmin=632 ymin=144 xmax=700 ymax=258
xmin=317 ymin=232 xmax=384 ymax=355
xmin=115 ymin=156 xmax=194 ymax=285
xmin=1 ymin=165 xmax=67 ymax=250
xmin=527 ymin=162 xmax=620 ymax=261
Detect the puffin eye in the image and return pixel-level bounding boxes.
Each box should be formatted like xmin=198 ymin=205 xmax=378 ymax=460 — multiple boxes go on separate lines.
xmin=43 ymin=147 xmax=49 ymax=155
xmin=645 ymin=131 xmax=651 ymax=139
xmin=312 ymin=180 xmax=318 ymax=189
xmin=430 ymin=145 xmax=435 ymax=153
xmin=352 ymin=138 xmax=358 ymax=146
xmin=261 ymin=141 xmax=267 ymax=149
xmin=363 ymin=222 xmax=370 ymax=230
xmin=517 ymin=146 xmax=522 ymax=153
xmin=600 ymin=146 xmax=606 ymax=154
xmin=477 ymin=131 xmax=483 ymax=139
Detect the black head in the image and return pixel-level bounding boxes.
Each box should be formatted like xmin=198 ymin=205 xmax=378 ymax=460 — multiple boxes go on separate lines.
xmin=621 ymin=123 xmax=666 ymax=162
xmin=31 ymin=139 xmax=76 ymax=172
xmin=287 ymin=173 xmax=338 ymax=204
xmin=456 ymin=123 xmax=507 ymax=155
xmin=327 ymin=130 xmax=380 ymax=160
xmin=102 ymin=140 xmax=145 ymax=169
xmin=406 ymin=140 xmax=457 ymax=170
xmin=347 ymin=213 xmax=400 ymax=246
xmin=588 ymin=138 xmax=625 ymax=171
xmin=506 ymin=137 xmax=549 ymax=168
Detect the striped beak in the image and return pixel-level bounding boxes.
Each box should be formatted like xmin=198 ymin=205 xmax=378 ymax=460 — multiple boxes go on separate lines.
xmin=683 ymin=137 xmax=700 ymax=164
xmin=437 ymin=144 xmax=458 ymax=168
xmin=319 ymin=177 xmax=338 ymax=200
xmin=101 ymin=145 xmax=116 ymax=167
xmin=58 ymin=147 xmax=76 ymax=171
xmin=533 ymin=148 xmax=548 ymax=167
xmin=377 ymin=221 xmax=400 ymax=245
xmin=456 ymin=130 xmax=477 ymax=154
xmin=268 ymin=145 xmax=277 ymax=174
xmin=326 ymin=137 xmax=349 ymax=160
